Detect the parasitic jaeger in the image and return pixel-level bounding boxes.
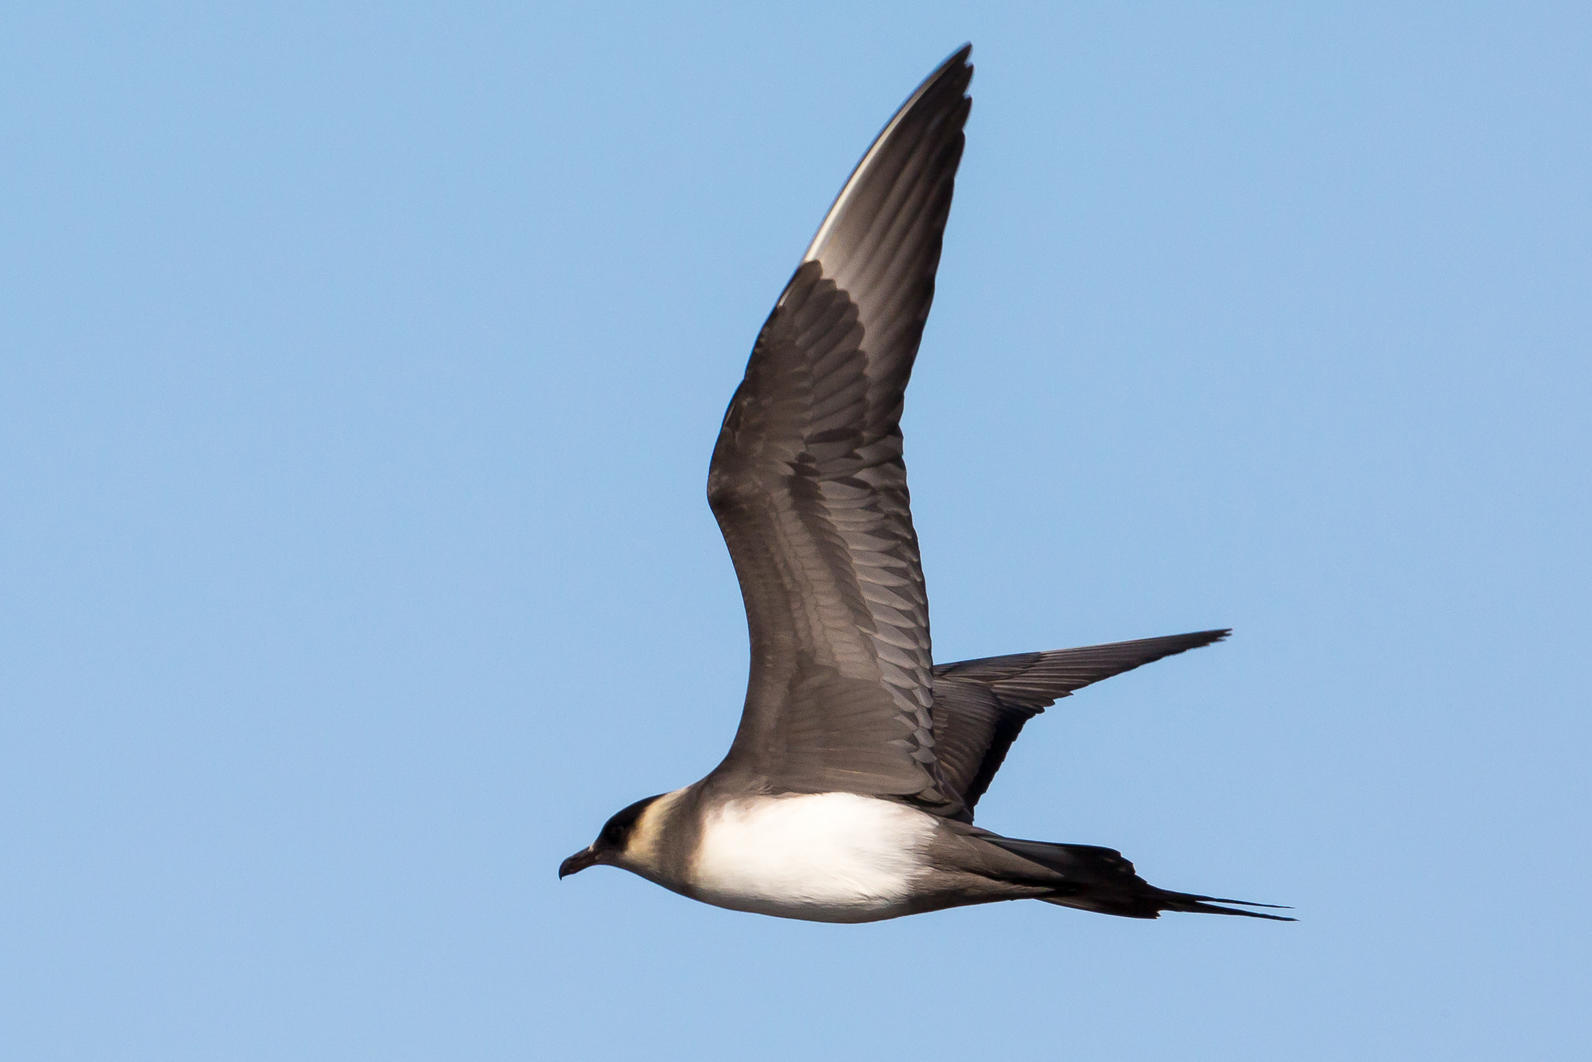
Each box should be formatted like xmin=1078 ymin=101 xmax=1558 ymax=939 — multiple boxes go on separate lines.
xmin=559 ymin=45 xmax=1289 ymax=924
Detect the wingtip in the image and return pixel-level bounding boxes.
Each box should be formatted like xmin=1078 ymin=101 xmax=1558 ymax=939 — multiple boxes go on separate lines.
xmin=943 ymin=43 xmax=974 ymax=86
xmin=1173 ymin=627 xmax=1231 ymax=651
xmin=924 ymin=43 xmax=974 ymax=101
xmin=800 ymin=42 xmax=975 ymax=266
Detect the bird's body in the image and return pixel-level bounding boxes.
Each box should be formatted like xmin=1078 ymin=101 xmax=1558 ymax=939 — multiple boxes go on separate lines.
xmin=560 ymin=45 xmax=1289 ymax=924
xmin=682 ymin=792 xmax=939 ymax=922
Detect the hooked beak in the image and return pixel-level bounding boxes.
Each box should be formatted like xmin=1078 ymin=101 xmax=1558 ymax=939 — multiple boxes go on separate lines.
xmin=559 ymin=846 xmax=598 ymax=879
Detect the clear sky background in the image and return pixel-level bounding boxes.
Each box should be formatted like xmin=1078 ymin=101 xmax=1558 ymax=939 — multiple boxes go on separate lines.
xmin=5 ymin=4 xmax=1589 ymax=1059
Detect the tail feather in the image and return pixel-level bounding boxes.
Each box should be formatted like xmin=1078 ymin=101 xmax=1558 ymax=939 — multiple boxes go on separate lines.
xmin=1044 ymin=891 xmax=1296 ymax=921
xmin=989 ymin=835 xmax=1294 ymax=922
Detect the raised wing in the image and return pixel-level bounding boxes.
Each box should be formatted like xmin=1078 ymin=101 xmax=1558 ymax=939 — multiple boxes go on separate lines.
xmin=705 ymin=47 xmax=973 ymax=811
xmin=931 ymin=630 xmax=1230 ymax=819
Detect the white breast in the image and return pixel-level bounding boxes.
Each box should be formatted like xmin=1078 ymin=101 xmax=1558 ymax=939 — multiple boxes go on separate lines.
xmin=687 ymin=792 xmax=939 ymax=923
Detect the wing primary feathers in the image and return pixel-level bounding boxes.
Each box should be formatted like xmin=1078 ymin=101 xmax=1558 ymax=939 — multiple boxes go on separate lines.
xmin=932 ymin=630 xmax=1230 ymax=816
xmin=705 ymin=49 xmax=974 ymax=813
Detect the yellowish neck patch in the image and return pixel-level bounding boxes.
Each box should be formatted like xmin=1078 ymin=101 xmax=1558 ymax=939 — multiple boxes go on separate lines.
xmin=618 ymin=788 xmax=686 ymax=875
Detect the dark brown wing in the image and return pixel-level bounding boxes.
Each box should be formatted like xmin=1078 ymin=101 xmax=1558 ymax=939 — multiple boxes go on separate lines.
xmin=931 ymin=630 xmax=1230 ymax=819
xmin=705 ymin=47 xmax=972 ymax=810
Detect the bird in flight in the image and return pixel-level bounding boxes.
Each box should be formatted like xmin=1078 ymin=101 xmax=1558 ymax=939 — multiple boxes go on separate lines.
xmin=560 ymin=45 xmax=1289 ymax=923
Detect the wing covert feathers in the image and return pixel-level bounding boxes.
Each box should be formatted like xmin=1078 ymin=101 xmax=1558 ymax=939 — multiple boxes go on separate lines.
xmin=706 ymin=48 xmax=973 ymax=811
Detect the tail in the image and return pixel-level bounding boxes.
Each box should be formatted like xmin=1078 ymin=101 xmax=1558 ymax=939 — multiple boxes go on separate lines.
xmin=990 ymin=836 xmax=1294 ymax=922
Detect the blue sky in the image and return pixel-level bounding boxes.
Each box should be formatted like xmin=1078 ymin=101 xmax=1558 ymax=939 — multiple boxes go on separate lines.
xmin=5 ymin=4 xmax=1590 ymax=1059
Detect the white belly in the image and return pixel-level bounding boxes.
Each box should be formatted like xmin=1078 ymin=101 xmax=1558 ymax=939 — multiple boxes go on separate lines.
xmin=687 ymin=792 xmax=938 ymax=923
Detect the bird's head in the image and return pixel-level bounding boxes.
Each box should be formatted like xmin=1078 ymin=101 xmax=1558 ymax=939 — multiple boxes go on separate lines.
xmin=559 ymin=793 xmax=666 ymax=879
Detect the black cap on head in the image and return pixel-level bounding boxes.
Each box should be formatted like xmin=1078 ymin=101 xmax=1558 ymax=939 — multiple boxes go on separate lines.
xmin=559 ymin=794 xmax=662 ymax=879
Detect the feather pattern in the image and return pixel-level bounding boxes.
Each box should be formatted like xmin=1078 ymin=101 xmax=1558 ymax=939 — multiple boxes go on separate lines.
xmin=706 ymin=47 xmax=973 ymax=811
xmin=930 ymin=630 xmax=1230 ymax=817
